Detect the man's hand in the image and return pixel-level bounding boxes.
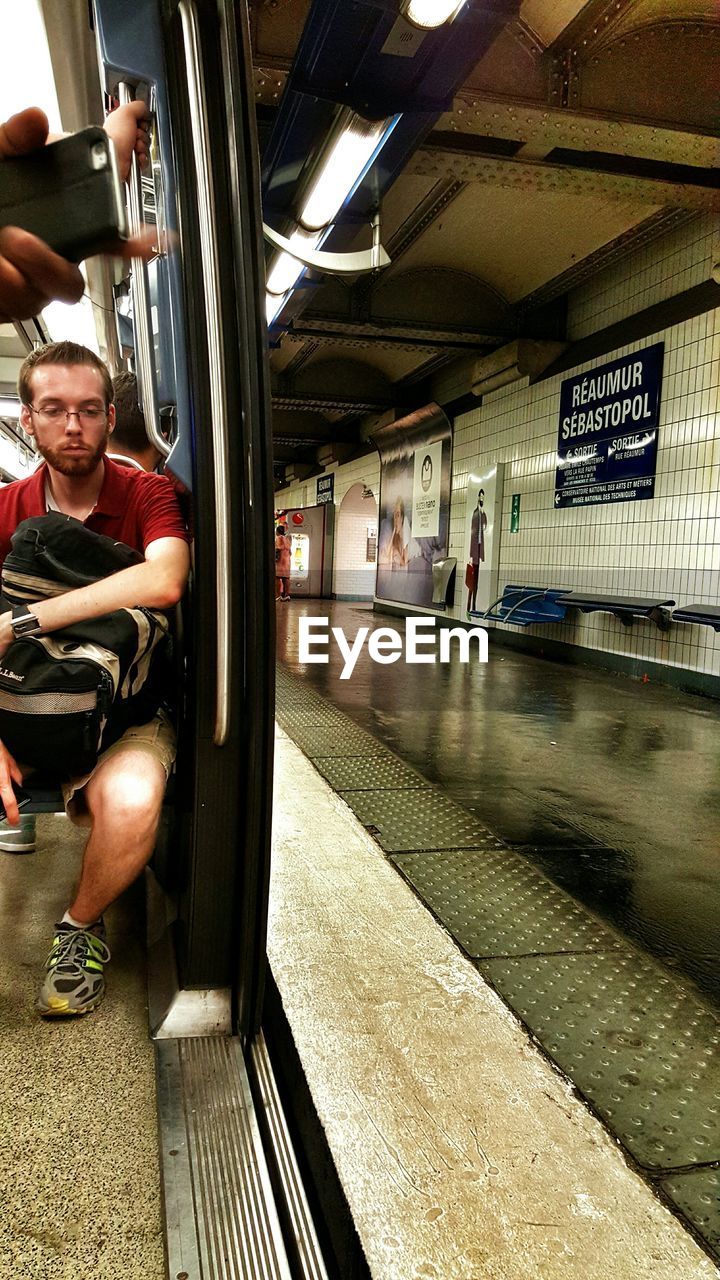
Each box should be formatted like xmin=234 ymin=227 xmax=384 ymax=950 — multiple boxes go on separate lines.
xmin=103 ymin=100 xmax=151 ymax=182
xmin=0 ymin=106 xmax=160 ymax=323
xmin=0 ymin=108 xmax=86 ymax=321
xmin=0 ymin=739 xmax=24 ymax=827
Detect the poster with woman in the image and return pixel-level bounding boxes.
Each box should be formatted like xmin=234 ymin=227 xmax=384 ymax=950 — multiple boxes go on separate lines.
xmin=373 ymin=404 xmax=452 ymax=609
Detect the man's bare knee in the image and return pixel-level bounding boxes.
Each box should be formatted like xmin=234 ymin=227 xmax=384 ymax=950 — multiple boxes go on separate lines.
xmin=84 ymin=753 xmax=166 ymax=827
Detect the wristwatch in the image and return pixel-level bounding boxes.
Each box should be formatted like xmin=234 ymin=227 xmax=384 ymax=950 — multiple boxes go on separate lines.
xmin=10 ymin=606 xmax=42 ymax=639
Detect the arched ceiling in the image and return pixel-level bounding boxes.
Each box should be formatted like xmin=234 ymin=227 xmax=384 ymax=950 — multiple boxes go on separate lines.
xmin=252 ymin=0 xmax=719 ymax=485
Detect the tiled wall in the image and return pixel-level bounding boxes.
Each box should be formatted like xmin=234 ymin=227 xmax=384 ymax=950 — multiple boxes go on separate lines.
xmin=569 ymin=213 xmax=716 ymax=341
xmin=333 ymin=482 xmax=378 ymax=598
xmin=449 ymin=214 xmax=720 ymax=675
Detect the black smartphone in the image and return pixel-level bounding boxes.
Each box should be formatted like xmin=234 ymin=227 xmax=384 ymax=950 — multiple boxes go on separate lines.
xmin=0 ymin=126 xmax=128 ymax=263
xmin=0 ymin=781 xmax=32 ymax=821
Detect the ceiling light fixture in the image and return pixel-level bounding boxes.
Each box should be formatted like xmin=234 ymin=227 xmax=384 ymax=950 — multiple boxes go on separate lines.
xmin=299 ymin=114 xmax=396 ymax=232
xmin=265 ymin=111 xmax=399 ymax=328
xmin=401 ymin=0 xmax=467 ymax=30
xmin=266 ymin=228 xmax=323 ymax=298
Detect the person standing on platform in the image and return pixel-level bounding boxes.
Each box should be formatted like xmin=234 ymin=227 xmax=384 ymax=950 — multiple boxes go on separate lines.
xmin=275 ymin=523 xmax=291 ymax=601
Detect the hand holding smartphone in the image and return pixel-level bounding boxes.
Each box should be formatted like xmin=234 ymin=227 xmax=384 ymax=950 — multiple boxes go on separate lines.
xmin=0 ymin=126 xmax=128 ymax=263
xmin=0 ymin=105 xmax=158 ymax=323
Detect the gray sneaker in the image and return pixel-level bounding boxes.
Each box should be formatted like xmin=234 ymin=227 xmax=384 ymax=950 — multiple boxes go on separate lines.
xmin=0 ymin=814 xmax=36 ymax=853
xmin=37 ymin=921 xmax=110 ymax=1017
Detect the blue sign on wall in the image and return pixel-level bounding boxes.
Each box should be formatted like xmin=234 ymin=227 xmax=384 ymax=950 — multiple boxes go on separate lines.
xmin=555 ymin=343 xmax=664 ymax=509
xmin=316 ymin=473 xmax=334 ymax=505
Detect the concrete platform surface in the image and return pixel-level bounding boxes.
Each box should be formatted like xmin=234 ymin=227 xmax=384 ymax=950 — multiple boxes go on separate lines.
xmin=269 ymin=733 xmax=719 ymax=1280
xmin=0 ymin=816 xmax=164 ymax=1280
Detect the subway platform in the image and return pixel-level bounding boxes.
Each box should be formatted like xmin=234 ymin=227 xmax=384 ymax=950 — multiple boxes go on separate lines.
xmin=271 ymin=598 xmax=720 ymax=1273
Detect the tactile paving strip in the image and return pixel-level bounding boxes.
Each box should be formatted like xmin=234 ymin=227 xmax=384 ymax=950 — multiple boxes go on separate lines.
xmin=275 ymin=680 xmax=326 ymax=708
xmin=481 ymin=951 xmax=720 ymax=1170
xmin=276 ymin=703 xmax=350 ymax=731
xmin=391 ymin=848 xmax=624 ymax=956
xmin=661 ymin=1168 xmax=720 ymax=1256
xmin=288 ymin=723 xmax=388 ymax=758
xmin=341 ymin=789 xmax=501 ymax=851
xmin=314 ymin=755 xmax=431 ymax=792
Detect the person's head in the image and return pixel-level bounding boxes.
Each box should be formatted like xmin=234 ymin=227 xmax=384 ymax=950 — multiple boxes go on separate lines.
xmin=18 ymin=341 xmax=115 ymax=477
xmin=111 ymin=370 xmax=160 ymax=469
xmin=392 ymin=496 xmax=405 ymax=532
xmin=477 ymin=488 xmax=484 ymax=506
xmin=276 ymin=524 xmax=286 ymax=537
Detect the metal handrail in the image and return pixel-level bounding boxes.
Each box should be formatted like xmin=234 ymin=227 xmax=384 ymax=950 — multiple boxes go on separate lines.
xmin=476 ymin=588 xmax=548 ymax=625
xmin=117 ymin=83 xmax=170 ymax=461
xmin=178 ymin=0 xmax=231 ymax=746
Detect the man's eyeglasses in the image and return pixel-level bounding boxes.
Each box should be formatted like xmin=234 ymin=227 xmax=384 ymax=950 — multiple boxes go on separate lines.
xmin=28 ymin=405 xmax=107 ymax=426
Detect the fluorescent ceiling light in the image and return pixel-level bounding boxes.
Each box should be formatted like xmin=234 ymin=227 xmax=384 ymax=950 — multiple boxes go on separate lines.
xmin=402 ymin=0 xmax=467 ymax=29
xmin=299 ymin=115 xmax=394 ymax=232
xmin=266 ymin=292 xmax=284 ymax=327
xmin=266 ymin=228 xmax=322 ymax=297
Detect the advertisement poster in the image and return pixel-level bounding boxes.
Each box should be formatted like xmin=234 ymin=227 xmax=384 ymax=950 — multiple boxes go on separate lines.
xmin=412 ymin=440 xmax=443 ymax=537
xmin=372 ymin=404 xmax=452 ymax=609
xmin=555 ymin=343 xmax=664 ymax=508
xmin=464 ymin=463 xmax=504 ymax=615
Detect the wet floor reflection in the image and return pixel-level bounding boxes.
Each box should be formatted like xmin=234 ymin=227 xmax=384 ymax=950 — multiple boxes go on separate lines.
xmin=276 ymin=600 xmax=720 ymax=1009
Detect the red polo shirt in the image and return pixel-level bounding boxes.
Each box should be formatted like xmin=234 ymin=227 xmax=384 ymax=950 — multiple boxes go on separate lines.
xmin=0 ymin=458 xmax=190 ymax=569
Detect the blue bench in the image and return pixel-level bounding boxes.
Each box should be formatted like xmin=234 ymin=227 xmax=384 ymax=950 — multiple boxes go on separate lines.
xmin=672 ymin=603 xmax=720 ymax=633
xmin=476 ymin=585 xmax=571 ymax=628
xmin=557 ymin=591 xmax=675 ymax=631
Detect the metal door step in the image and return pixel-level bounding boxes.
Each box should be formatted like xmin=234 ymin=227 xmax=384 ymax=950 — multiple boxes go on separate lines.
xmin=156 ymin=1036 xmax=292 ymax=1280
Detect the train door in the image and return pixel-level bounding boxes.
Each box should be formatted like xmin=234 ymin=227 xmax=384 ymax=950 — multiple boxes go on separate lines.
xmin=93 ymin=0 xmax=274 ymax=1032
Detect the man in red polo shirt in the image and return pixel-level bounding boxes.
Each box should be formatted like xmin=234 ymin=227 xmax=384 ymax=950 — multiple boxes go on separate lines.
xmin=0 ymin=340 xmax=190 ymax=1017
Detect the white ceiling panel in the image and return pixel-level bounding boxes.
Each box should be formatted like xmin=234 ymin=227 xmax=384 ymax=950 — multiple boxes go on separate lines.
xmin=386 ymin=184 xmax=659 ymax=302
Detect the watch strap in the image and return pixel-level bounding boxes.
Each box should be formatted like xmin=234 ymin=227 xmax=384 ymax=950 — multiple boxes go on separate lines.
xmin=10 ymin=605 xmax=42 ymax=638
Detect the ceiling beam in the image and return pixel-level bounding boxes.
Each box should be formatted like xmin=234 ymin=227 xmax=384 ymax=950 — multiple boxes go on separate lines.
xmin=272 ymin=392 xmax=395 ymax=414
xmin=284 ymin=316 xmax=509 ymax=354
xmin=437 ymin=91 xmax=718 ymax=169
xmin=408 ymin=144 xmax=719 ymax=211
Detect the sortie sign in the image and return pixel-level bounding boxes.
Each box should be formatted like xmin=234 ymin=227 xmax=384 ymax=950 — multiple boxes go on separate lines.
xmin=555 ymin=342 xmax=664 ymax=509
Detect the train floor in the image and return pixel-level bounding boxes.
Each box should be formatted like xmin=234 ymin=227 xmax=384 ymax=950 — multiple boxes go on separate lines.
xmin=273 ymin=598 xmax=720 ymax=1273
xmin=0 ymin=815 xmax=163 ymax=1279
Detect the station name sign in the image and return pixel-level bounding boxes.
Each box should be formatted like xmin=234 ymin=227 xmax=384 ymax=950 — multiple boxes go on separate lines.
xmin=555 ymin=342 xmax=664 ymax=508
xmin=316 ymin=473 xmax=334 ymax=505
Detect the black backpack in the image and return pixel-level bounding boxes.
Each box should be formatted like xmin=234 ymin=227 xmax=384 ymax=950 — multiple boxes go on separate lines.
xmin=0 ymin=513 xmax=170 ymax=778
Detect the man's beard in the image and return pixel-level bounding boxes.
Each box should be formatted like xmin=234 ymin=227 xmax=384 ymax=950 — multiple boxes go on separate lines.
xmin=36 ymin=432 xmax=109 ymax=477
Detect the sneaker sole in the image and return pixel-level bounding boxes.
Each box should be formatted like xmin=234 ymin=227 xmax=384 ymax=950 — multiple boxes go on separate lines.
xmin=0 ymin=843 xmax=35 ymax=853
xmin=37 ymin=992 xmax=103 ymax=1018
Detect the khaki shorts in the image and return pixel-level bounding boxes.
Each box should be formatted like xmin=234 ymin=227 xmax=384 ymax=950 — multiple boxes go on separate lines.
xmin=62 ymin=708 xmax=177 ymax=827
